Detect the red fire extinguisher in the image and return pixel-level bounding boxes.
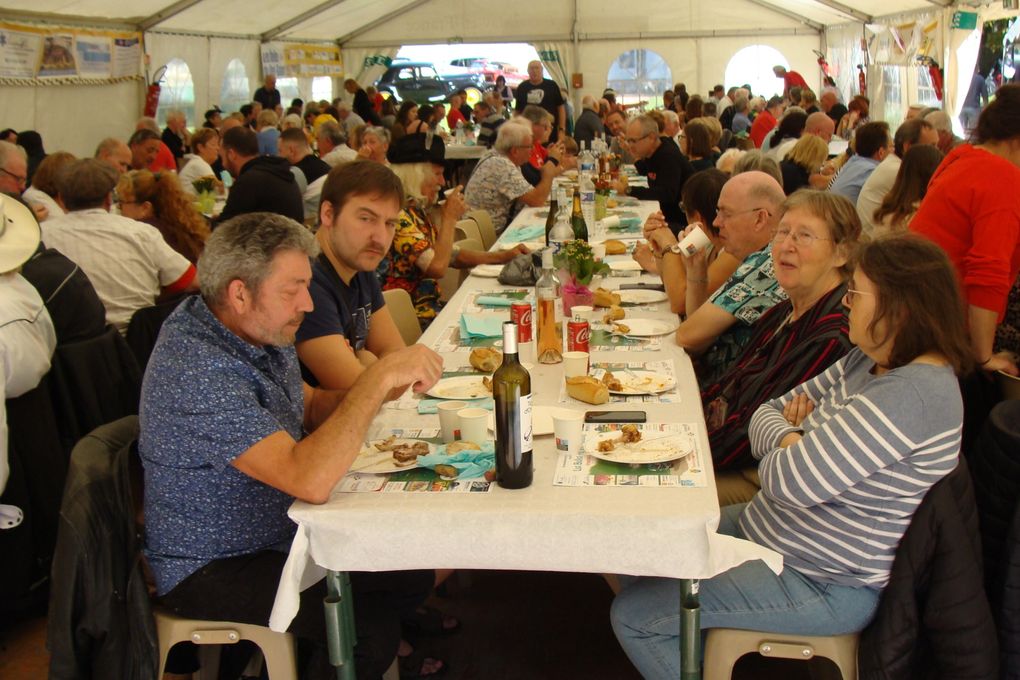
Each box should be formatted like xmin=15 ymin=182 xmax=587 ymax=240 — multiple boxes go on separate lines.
xmin=919 ymin=57 xmax=944 ymax=101
xmin=144 ymin=65 xmax=167 ymax=118
xmin=857 ymin=64 xmax=867 ymax=96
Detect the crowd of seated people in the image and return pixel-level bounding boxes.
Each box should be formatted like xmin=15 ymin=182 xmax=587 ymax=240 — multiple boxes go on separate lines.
xmin=3 ymin=68 xmax=1020 ymax=680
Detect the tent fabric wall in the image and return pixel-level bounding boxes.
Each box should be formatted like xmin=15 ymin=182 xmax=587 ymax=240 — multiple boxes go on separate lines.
xmin=0 ymin=80 xmax=143 ymax=159
xmin=144 ymin=31 xmax=261 ymax=121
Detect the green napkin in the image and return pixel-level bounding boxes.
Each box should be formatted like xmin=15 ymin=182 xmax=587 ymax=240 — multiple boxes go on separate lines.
xmin=475 ymin=295 xmax=516 ymax=307
xmin=460 ymin=314 xmax=506 ymax=338
xmin=417 ymin=442 xmax=496 ymax=479
xmin=503 ymin=223 xmax=545 ymax=242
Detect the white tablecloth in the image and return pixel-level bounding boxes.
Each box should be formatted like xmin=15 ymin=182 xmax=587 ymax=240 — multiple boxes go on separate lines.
xmin=269 ymin=203 xmax=782 ymax=632
xmin=445 ymin=144 xmax=487 ymax=160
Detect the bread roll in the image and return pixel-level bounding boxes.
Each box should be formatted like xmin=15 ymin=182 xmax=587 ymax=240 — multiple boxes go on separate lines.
xmin=593 ymin=287 xmax=621 ymax=308
xmin=566 ymin=376 xmax=610 ymax=404
xmin=604 ymin=239 xmax=627 ymax=255
xmin=470 ymin=347 xmax=502 ymax=372
xmin=447 ymin=441 xmax=482 ymax=454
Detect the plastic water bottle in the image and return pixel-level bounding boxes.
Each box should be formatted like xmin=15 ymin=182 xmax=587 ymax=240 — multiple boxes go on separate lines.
xmin=580 ymin=170 xmax=596 ymax=238
xmin=220 ymin=170 xmax=233 ymax=191
xmin=455 ymin=119 xmax=465 ymax=144
xmin=549 ymin=206 xmax=574 ymax=252
xmin=578 ymin=141 xmax=596 ymax=176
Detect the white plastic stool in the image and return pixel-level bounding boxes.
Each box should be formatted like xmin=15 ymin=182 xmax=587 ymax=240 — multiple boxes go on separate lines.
xmin=704 ymin=628 xmax=859 ymax=680
xmin=153 ymin=606 xmax=298 ymax=680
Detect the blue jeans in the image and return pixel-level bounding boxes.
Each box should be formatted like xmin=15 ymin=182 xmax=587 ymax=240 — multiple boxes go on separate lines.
xmin=610 ymin=504 xmax=881 ymax=680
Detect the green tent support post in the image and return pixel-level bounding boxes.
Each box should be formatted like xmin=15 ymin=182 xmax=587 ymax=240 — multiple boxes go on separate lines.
xmin=324 ymin=570 xmax=357 ymax=680
xmin=681 ymin=578 xmax=701 ymax=680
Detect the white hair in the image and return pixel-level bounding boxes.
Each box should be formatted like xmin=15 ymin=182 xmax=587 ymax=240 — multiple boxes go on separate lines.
xmin=582 ymin=95 xmax=598 ymax=111
xmin=495 ymin=121 xmax=532 ymax=153
xmin=924 ymin=110 xmax=953 ymax=133
xmin=0 ymin=140 xmax=26 ymax=168
xmin=663 ymin=110 xmax=680 ymax=125
xmin=716 ymin=148 xmax=746 ymax=173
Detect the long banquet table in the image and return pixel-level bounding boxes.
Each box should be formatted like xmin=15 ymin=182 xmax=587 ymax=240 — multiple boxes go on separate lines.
xmin=269 ymin=200 xmax=783 ymax=679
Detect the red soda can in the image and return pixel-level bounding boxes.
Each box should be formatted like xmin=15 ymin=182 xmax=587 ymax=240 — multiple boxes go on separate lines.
xmin=567 ymin=318 xmax=590 ymax=352
xmin=511 ymin=302 xmax=533 ymax=343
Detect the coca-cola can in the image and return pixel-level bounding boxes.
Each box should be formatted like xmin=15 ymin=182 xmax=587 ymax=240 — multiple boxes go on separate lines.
xmin=567 ymin=319 xmax=590 ymax=353
xmin=511 ymin=302 xmax=533 ymax=343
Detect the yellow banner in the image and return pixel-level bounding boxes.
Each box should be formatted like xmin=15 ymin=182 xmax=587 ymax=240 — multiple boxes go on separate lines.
xmin=0 ymin=20 xmax=141 ymax=82
xmin=261 ymin=41 xmax=343 ymax=77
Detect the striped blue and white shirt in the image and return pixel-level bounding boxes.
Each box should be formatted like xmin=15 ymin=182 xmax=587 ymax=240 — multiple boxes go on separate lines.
xmin=740 ymin=348 xmax=961 ymax=589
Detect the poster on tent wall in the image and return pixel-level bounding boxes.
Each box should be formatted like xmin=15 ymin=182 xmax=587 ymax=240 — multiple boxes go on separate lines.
xmin=261 ymin=42 xmax=343 ymax=78
xmin=0 ymin=20 xmax=142 ymax=84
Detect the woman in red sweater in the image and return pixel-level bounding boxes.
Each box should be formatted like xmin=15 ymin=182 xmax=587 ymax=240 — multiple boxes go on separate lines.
xmin=911 ymin=84 xmax=1020 ymax=376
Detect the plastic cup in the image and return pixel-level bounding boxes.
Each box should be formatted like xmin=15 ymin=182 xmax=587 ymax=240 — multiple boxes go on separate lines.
xmin=591 ymin=243 xmax=607 ymax=261
xmin=458 ymin=407 xmax=490 ymax=445
xmin=601 ymin=215 xmax=621 ymax=230
xmin=571 ymin=305 xmax=595 ymax=323
xmin=563 ymin=351 xmax=590 ymax=378
xmin=677 ymin=223 xmax=711 ymax=256
xmin=553 ymin=411 xmax=586 ymax=456
xmin=437 ymin=400 xmax=468 ymax=442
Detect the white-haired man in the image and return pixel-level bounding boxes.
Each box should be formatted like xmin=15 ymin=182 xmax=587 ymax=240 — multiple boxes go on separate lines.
xmin=464 ymin=121 xmax=562 ymax=232
xmin=335 ymin=101 xmax=365 ymax=136
xmin=161 ymin=110 xmax=190 ymax=168
xmin=924 ymin=109 xmax=962 ymax=155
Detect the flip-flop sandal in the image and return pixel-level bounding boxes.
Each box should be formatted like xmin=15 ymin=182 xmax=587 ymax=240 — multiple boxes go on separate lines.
xmin=402 ymin=605 xmax=460 ymax=637
xmin=398 ymin=649 xmax=446 ymax=680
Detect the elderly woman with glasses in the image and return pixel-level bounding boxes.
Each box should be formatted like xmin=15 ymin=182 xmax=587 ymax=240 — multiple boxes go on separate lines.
xmin=613 ymin=234 xmax=972 ymax=679
xmin=357 ymin=126 xmax=391 ymax=164
xmin=702 ymin=190 xmax=860 ymax=505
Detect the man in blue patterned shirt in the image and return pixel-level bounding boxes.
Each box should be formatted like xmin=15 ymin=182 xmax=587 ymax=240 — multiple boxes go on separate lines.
xmin=140 ymin=212 xmax=443 ymax=678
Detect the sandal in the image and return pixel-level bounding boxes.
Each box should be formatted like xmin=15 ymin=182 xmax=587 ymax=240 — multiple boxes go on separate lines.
xmin=398 ymin=647 xmax=446 ymax=679
xmin=402 ymin=605 xmax=460 ymax=637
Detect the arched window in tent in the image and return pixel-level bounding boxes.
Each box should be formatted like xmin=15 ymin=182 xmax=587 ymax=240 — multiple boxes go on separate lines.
xmin=725 ymin=45 xmax=789 ymax=99
xmin=276 ymin=78 xmax=301 ymax=108
xmin=312 ymin=77 xmax=333 ymax=104
xmin=607 ymin=50 xmax=672 ymax=109
xmin=155 ymin=58 xmax=195 ymax=128
xmin=220 ymin=59 xmax=251 ymax=114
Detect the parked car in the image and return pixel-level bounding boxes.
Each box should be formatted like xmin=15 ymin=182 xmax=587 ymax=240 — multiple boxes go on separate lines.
xmin=449 ymin=57 xmax=527 ymax=89
xmin=375 ymin=60 xmax=485 ymax=104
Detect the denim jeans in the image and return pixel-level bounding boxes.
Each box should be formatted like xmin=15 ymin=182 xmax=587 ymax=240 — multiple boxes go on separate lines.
xmin=610 ymin=504 xmax=881 ymax=680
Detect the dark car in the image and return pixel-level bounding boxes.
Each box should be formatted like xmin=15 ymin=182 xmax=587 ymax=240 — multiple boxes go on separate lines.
xmin=375 ymin=60 xmax=484 ymax=104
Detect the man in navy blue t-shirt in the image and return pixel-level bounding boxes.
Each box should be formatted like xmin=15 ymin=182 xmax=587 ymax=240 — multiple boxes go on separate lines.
xmin=296 ymin=160 xmax=408 ymax=391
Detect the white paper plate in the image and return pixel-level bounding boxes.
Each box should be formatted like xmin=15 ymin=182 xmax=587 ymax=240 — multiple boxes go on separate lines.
xmin=487 ymin=407 xmax=562 ymax=436
xmin=349 ymin=438 xmax=435 ymax=474
xmin=500 ymin=240 xmax=545 ymax=253
xmin=618 ymin=289 xmax=668 ymax=305
xmin=608 ymin=260 xmax=643 ymax=273
xmin=426 ymin=375 xmax=493 ymax=400
xmin=617 ymin=318 xmax=679 ymax=337
xmin=472 ymin=264 xmax=504 ymax=278
xmin=583 ymin=431 xmax=690 ymax=465
xmin=603 ymin=370 xmax=676 ymax=395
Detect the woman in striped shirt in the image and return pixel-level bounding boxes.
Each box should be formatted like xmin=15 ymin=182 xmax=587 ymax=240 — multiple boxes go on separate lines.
xmin=612 ymin=235 xmax=973 ymax=679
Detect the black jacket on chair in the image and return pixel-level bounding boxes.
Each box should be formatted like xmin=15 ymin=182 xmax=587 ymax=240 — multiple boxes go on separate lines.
xmin=47 ymin=416 xmax=158 ymax=680
xmin=971 ymin=400 xmax=1020 ymax=679
xmin=48 ymin=325 xmax=142 ymax=455
xmin=858 ymin=458 xmax=999 ymax=679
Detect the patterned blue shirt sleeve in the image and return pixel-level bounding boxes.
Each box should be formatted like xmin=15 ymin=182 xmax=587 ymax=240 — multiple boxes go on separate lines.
xmin=710 ymin=247 xmax=787 ymax=326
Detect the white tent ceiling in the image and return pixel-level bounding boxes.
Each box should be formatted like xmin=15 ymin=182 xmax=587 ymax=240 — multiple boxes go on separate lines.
xmin=7 ymin=0 xmax=947 ymax=42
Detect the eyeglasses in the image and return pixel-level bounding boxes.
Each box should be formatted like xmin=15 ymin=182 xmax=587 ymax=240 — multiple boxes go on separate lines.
xmin=843 ymin=287 xmax=874 ymax=305
xmin=716 ymin=206 xmax=770 ymax=221
xmin=771 ymin=228 xmax=831 ymax=248
xmin=0 ymin=167 xmax=27 ymax=186
xmin=624 ymin=133 xmax=652 ymax=145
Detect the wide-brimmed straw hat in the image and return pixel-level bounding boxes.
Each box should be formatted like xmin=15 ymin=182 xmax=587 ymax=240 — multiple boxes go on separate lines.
xmin=0 ymin=194 xmax=41 ymax=273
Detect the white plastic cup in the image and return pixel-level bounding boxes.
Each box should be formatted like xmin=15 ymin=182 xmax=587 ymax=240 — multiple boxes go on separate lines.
xmin=601 ymin=215 xmax=621 ymax=230
xmin=437 ymin=400 xmax=469 ymax=443
xmin=458 ymin=407 xmax=490 ymax=445
xmin=677 ymin=223 xmax=711 ymax=256
xmin=563 ymin=351 xmax=590 ymax=378
xmin=591 ymin=243 xmax=607 ymax=261
xmin=553 ymin=411 xmax=586 ymax=456
xmin=571 ymin=305 xmax=595 ymax=324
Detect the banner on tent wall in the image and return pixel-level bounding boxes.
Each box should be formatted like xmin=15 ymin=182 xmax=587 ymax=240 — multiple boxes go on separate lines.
xmin=261 ymin=42 xmax=343 ymax=77
xmin=0 ymin=21 xmax=141 ymax=84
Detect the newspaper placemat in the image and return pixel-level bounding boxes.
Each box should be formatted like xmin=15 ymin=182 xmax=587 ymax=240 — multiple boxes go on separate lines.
xmin=337 ymin=428 xmax=495 ymax=493
xmin=558 ymin=360 xmax=681 ymax=404
xmin=588 ymin=325 xmax=663 ymax=351
xmin=552 ymin=422 xmax=707 ymax=488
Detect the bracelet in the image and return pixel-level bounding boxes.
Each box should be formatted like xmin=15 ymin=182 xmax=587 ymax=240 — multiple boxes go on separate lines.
xmin=544 ymin=156 xmax=559 ymax=166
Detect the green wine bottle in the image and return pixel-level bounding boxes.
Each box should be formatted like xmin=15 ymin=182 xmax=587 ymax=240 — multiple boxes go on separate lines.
xmin=493 ymin=321 xmax=534 ymax=488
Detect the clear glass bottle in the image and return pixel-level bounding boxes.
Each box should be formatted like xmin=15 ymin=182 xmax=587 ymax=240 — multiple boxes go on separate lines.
xmin=535 ymin=249 xmax=563 ymax=364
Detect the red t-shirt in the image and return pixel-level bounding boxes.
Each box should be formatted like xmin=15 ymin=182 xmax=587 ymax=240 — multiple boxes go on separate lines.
xmin=148 ymin=142 xmax=178 ymax=173
xmin=749 ymin=110 xmax=777 ymax=148
xmin=528 ymin=141 xmax=549 ymax=170
xmin=446 ymin=108 xmax=467 ymax=130
xmin=911 ymin=144 xmax=1020 ymax=316
xmin=784 ymin=71 xmax=810 ymax=93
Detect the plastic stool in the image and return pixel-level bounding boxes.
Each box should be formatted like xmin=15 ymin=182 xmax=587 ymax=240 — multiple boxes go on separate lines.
xmin=704 ymin=628 xmax=858 ymax=680
xmin=153 ymin=606 xmax=298 ymax=680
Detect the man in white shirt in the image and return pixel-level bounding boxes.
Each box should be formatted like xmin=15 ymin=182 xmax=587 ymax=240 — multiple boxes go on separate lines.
xmin=41 ymin=159 xmax=197 ymax=332
xmin=0 ymin=195 xmax=57 ymax=523
xmin=317 ymin=121 xmax=358 ymax=167
xmin=856 ymin=118 xmax=939 ymax=233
